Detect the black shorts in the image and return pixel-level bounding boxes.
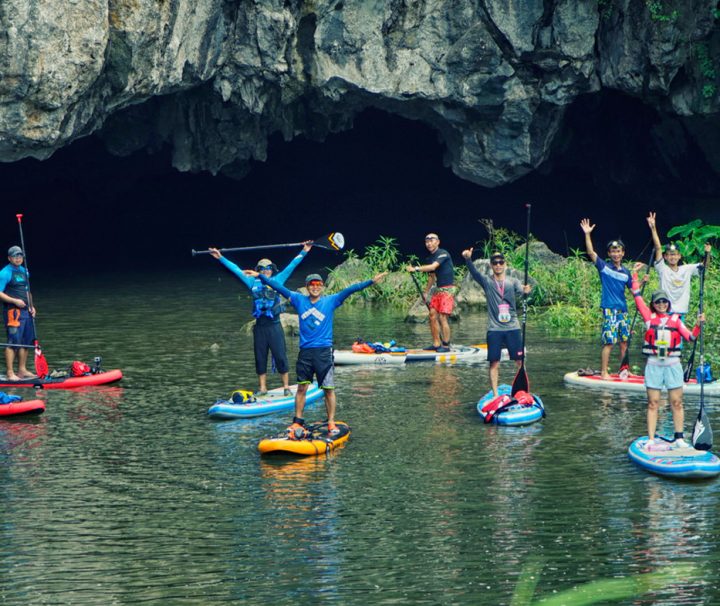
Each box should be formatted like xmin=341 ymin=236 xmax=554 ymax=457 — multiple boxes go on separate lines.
xmin=487 ymin=330 xmax=523 ymax=362
xmin=253 ymin=322 xmax=289 ymax=375
xmin=296 ymin=347 xmax=334 ymax=389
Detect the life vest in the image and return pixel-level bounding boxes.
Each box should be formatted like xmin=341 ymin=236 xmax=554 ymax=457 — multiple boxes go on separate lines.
xmin=2 ymin=266 xmax=29 ymax=309
xmin=642 ymin=313 xmax=686 ymax=358
xmin=252 ymin=284 xmax=285 ymax=320
xmin=70 ymin=361 xmax=91 ymax=377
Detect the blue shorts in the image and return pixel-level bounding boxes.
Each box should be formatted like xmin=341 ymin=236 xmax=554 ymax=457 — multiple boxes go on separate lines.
xmin=487 ymin=330 xmax=523 ymax=362
xmin=4 ymin=308 xmax=35 ymax=347
xmin=601 ymin=308 xmax=629 ymax=345
xmin=644 ymin=361 xmax=684 ymax=391
xmin=297 ymin=347 xmax=335 ymax=389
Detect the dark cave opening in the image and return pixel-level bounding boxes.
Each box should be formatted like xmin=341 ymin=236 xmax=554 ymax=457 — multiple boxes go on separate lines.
xmin=0 ymin=90 xmax=717 ymax=272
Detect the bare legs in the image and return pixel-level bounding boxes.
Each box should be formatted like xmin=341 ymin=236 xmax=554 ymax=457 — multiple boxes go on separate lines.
xmin=646 ymin=386 xmax=684 ymax=440
xmin=295 ymin=383 xmax=336 ymax=425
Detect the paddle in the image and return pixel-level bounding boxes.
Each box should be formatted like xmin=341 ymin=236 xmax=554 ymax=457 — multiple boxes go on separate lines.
xmin=692 ymin=263 xmax=712 ymax=450
xmin=15 ymin=214 xmax=48 ymax=378
xmin=684 ymin=250 xmax=710 ymax=382
xmin=511 ymin=204 xmax=532 ymax=396
xmin=619 ymin=247 xmax=656 ymax=377
xmin=410 ymin=271 xmax=430 ymax=310
xmin=191 ymin=232 xmax=345 ymax=256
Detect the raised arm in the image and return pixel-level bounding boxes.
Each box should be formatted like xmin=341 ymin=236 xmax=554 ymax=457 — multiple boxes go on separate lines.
xmin=256 ymin=272 xmax=294 ymax=300
xmin=462 ymin=248 xmax=488 ymax=288
xmin=209 ymin=248 xmax=255 ymax=289
xmin=630 ymin=271 xmax=652 ymax=322
xmin=580 ymin=218 xmax=597 ymax=262
xmin=646 ymin=212 xmax=662 ymax=264
xmin=274 ymin=242 xmax=312 ymax=285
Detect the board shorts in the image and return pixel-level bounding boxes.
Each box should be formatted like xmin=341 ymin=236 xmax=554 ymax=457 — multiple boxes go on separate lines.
xmin=4 ymin=308 xmax=35 ymax=347
xmin=644 ymin=359 xmax=684 ymax=391
xmin=253 ymin=322 xmax=289 ymax=375
xmin=601 ymin=308 xmax=629 ymax=345
xmin=430 ymin=287 xmax=455 ymax=315
xmin=297 ymin=346 xmax=335 ymax=389
xmin=487 ymin=329 xmax=523 ymax=362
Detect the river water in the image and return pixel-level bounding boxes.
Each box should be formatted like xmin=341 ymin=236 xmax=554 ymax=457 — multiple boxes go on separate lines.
xmin=1 ymin=268 xmax=719 ymax=605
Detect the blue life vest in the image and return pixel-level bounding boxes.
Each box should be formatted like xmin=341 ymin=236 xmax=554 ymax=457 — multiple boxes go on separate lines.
xmin=252 ymin=284 xmax=285 ymax=320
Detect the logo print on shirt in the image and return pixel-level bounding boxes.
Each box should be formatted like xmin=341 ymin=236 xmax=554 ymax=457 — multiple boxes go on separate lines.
xmin=301 ymin=307 xmax=326 ymax=330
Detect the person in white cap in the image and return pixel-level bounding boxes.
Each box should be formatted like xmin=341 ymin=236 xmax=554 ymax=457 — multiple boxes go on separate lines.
xmin=0 ymin=246 xmax=37 ymax=380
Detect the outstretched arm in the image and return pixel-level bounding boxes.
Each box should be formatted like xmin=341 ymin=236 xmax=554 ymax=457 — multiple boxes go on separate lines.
xmin=646 ymin=212 xmax=662 ymax=264
xmin=462 ymin=248 xmax=488 ymax=288
xmin=209 ymin=248 xmax=255 ymax=289
xmin=580 ymin=218 xmax=598 ymax=262
xmin=274 ymin=242 xmax=312 ymax=285
xmin=256 ymin=272 xmax=294 ymax=299
xmin=332 ymin=273 xmax=387 ymax=306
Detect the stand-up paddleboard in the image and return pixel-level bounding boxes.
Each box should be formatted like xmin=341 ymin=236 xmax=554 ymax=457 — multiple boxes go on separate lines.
xmin=0 ymin=398 xmax=45 ymax=417
xmin=258 ymin=421 xmax=350 ymax=456
xmin=564 ymin=371 xmax=720 ymax=396
xmin=208 ymin=383 xmax=323 ymax=419
xmin=628 ymin=436 xmax=720 ymax=479
xmin=0 ymin=369 xmax=123 ymax=390
xmin=476 ymin=383 xmax=545 ymax=426
xmin=333 ymin=344 xmax=511 ymax=365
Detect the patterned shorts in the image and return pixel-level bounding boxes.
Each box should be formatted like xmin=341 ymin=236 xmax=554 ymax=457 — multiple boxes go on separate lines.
xmin=601 ymin=308 xmax=629 ymax=345
xmin=430 ymin=290 xmax=455 ymax=315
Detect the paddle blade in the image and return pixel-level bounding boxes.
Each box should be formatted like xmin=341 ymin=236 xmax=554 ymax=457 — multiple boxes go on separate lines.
xmin=34 ymin=343 xmax=49 ymax=379
xmin=692 ymin=403 xmax=713 ymax=451
xmin=511 ymin=362 xmax=529 ymax=396
xmin=315 ymin=232 xmax=345 ymax=252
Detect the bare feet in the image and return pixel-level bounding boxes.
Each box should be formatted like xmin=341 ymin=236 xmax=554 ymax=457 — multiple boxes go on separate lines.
xmin=17 ymin=371 xmax=37 ymax=379
xmin=601 ymin=373 xmax=611 ymax=381
xmin=5 ymin=372 xmax=20 ymax=381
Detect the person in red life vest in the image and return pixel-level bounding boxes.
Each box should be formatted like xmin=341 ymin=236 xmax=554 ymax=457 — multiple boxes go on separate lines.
xmin=631 ymin=263 xmax=703 ymax=450
xmin=0 ymin=246 xmax=37 ymax=381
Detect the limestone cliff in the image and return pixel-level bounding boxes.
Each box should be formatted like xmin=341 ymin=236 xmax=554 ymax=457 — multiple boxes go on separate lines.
xmin=0 ymin=0 xmax=718 ymax=186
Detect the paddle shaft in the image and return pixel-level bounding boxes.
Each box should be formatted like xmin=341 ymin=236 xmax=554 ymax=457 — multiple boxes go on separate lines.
xmin=410 ymin=271 xmax=430 ymax=310
xmin=684 ymin=251 xmax=710 ymax=381
xmin=14 ymin=215 xmax=38 ymax=338
xmin=193 ymin=241 xmax=308 ymax=255
xmin=511 ymin=204 xmax=531 ymax=396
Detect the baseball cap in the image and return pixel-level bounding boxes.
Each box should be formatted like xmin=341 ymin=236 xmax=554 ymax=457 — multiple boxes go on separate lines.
xmin=305 ymin=273 xmax=324 ymax=285
xmin=651 ymin=290 xmax=671 ymax=305
xmin=606 ymin=239 xmax=625 ymax=251
xmin=7 ymin=246 xmax=23 ymax=257
xmin=490 ymin=252 xmax=505 ymax=262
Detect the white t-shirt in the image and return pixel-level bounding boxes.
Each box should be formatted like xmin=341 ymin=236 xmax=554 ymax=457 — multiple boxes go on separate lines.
xmin=654 ymin=259 xmax=700 ymax=314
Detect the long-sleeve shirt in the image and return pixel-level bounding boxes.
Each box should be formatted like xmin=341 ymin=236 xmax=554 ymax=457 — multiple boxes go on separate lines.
xmin=465 ymin=259 xmax=523 ymax=331
xmin=259 ymin=275 xmax=373 ymax=348
xmin=219 ymin=249 xmax=307 ymax=324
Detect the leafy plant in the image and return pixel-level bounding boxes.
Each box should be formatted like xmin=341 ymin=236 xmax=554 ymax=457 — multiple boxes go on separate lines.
xmin=646 ymin=0 xmax=678 ymax=22
xmin=666 ymin=219 xmax=720 ymax=261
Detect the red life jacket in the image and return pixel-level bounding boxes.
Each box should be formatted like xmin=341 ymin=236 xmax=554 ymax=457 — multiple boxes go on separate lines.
xmin=642 ymin=313 xmax=685 ymax=358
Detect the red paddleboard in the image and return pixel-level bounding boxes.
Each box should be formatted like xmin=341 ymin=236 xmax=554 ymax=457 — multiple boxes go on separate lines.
xmin=0 ymin=399 xmax=45 ymax=416
xmin=0 ymin=369 xmax=123 ymax=390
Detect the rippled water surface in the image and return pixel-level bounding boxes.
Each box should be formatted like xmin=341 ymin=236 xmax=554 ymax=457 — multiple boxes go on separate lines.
xmin=1 ymin=268 xmax=719 ymax=605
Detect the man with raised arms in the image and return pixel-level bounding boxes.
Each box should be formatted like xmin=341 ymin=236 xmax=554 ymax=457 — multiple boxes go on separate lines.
xmin=248 ymin=270 xmax=386 ymax=437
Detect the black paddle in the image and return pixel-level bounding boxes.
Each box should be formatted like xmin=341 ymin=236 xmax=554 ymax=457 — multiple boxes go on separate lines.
xmin=692 ymin=263 xmax=712 ymax=450
xmin=684 ymin=250 xmax=710 ymax=382
xmin=410 ymin=271 xmax=430 ymax=310
xmin=619 ymin=247 xmax=656 ymax=377
xmin=191 ymin=232 xmax=345 ymax=256
xmin=511 ymin=204 xmax=531 ymax=396
xmin=14 ymin=214 xmax=48 ymax=379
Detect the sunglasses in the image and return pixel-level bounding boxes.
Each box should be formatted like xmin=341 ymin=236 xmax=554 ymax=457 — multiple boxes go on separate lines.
xmin=256 ymin=266 xmax=273 ymax=271
xmin=654 ymin=299 xmax=670 ymax=305
xmin=491 ymin=260 xmax=505 ymax=265
xmin=307 ymin=281 xmax=324 ymax=287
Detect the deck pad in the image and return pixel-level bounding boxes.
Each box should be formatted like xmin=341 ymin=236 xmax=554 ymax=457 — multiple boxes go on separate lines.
xmin=258 ymin=421 xmax=350 ymax=456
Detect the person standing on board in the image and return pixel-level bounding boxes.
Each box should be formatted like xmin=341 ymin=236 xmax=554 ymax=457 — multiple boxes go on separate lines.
xmin=209 ymin=242 xmax=312 ymax=396
xmin=646 ymin=211 xmax=710 ymax=319
xmin=0 ymin=246 xmax=37 ymax=381
xmin=630 ymin=264 xmax=703 ymax=449
xmin=248 ymin=270 xmax=387 ymax=437
xmin=406 ymin=233 xmax=455 ymax=352
xmin=580 ymin=219 xmax=633 ymax=380
xmin=461 ymin=249 xmax=531 ymax=397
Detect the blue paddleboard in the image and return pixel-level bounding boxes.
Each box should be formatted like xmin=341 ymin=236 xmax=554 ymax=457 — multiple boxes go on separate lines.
xmin=208 ymin=383 xmax=323 ymax=419
xmin=628 ymin=436 xmax=720 ymax=479
xmin=476 ymin=384 xmax=545 ymax=426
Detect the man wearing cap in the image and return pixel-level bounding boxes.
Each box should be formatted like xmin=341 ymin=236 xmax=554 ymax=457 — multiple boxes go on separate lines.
xmin=249 ymin=269 xmax=387 ymax=436
xmin=631 ymin=263 xmax=703 ymax=449
xmin=647 ymin=212 xmax=710 ymax=317
xmin=461 ymin=248 xmax=532 ymax=397
xmin=0 ymin=246 xmax=37 ymax=380
xmin=580 ymin=218 xmax=633 ymax=380
xmin=406 ymin=233 xmax=455 ymax=352
xmin=209 ymin=242 xmax=312 ymax=396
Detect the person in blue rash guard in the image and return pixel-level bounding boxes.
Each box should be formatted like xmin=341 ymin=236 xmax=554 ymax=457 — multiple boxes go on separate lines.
xmin=0 ymin=246 xmax=37 ymax=381
xmin=248 ymin=269 xmax=387 ymax=437
xmin=209 ymin=242 xmax=312 ymax=396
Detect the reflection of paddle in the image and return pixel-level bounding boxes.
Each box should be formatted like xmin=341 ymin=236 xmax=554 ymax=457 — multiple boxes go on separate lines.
xmin=15 ymin=214 xmax=48 ymax=379
xmin=191 ymin=232 xmax=345 ymax=256
xmin=410 ymin=271 xmax=430 ymax=310
xmin=511 ymin=204 xmax=531 ymax=396
xmin=692 ymin=264 xmax=712 ymax=450
xmin=619 ymin=247 xmax=655 ymax=377
xmin=684 ymin=251 xmax=710 ymax=382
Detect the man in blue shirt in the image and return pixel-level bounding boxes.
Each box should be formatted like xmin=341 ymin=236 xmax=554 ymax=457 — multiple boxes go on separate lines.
xmin=250 ymin=269 xmax=387 ymax=436
xmin=580 ymin=218 xmax=632 ymax=379
xmin=0 ymin=246 xmax=37 ymax=380
xmin=209 ymin=243 xmax=312 ymax=396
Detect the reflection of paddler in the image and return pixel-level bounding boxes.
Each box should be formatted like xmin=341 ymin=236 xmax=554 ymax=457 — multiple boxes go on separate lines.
xmin=209 ymin=242 xmax=313 ymax=397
